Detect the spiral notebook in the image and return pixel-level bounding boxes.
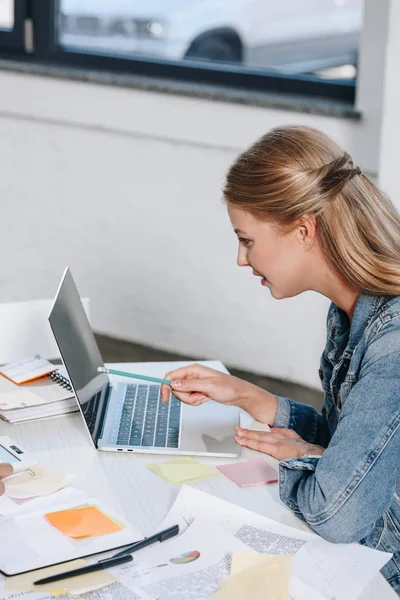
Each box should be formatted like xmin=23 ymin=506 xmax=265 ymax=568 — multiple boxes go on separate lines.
xmin=0 ymin=371 xmax=78 ymax=424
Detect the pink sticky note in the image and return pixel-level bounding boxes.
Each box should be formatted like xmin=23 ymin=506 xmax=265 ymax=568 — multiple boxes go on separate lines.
xmin=216 ymin=458 xmax=278 ymax=487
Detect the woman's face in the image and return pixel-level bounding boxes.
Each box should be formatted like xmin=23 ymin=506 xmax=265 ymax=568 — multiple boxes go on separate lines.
xmin=227 ymin=205 xmax=313 ymax=299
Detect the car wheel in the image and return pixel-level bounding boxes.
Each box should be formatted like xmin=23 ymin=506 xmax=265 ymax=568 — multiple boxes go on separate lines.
xmin=185 ymin=34 xmax=242 ymax=64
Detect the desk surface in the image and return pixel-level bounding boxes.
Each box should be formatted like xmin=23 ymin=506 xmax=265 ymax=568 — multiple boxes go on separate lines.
xmin=0 ymin=362 xmax=396 ymax=600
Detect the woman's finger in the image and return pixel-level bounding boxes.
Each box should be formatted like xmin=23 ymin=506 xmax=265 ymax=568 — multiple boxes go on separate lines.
xmin=235 ymin=434 xmax=277 ymax=456
xmin=160 ymin=384 xmax=170 ymax=404
xmin=163 ymin=364 xmax=211 ymax=382
xmin=0 ymin=463 xmax=13 ymax=479
xmin=270 ymin=427 xmax=301 ymax=439
xmin=167 ymin=390 xmax=209 ymax=406
xmin=235 ymin=429 xmax=278 ymax=443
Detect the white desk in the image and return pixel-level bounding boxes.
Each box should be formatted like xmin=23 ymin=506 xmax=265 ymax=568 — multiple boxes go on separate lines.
xmin=0 ymin=362 xmax=396 ymax=599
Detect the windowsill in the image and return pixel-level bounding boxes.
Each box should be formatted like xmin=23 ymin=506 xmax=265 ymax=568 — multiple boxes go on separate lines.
xmin=0 ymin=58 xmax=361 ymax=120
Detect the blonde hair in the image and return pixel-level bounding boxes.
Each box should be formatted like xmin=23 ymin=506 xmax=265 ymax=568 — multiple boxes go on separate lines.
xmin=223 ymin=125 xmax=400 ymax=295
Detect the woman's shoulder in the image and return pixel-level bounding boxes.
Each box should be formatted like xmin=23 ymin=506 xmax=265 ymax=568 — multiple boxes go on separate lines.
xmin=368 ymin=295 xmax=400 ymax=335
xmin=363 ymin=295 xmax=400 ymax=357
xmin=380 ymin=294 xmax=400 ymax=320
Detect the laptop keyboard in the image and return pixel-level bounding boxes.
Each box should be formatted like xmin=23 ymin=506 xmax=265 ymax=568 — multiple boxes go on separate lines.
xmin=82 ymin=391 xmax=101 ymax=432
xmin=116 ymin=384 xmax=181 ymax=448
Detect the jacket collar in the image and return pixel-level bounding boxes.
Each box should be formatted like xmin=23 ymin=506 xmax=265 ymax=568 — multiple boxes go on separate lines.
xmin=331 ymin=293 xmax=387 ymax=351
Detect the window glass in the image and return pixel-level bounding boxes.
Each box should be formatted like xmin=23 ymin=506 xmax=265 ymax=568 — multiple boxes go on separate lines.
xmin=58 ymin=0 xmax=363 ymax=81
xmin=0 ymin=0 xmax=14 ymax=30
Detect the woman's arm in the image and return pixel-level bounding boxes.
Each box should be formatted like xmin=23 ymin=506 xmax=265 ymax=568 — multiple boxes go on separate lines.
xmin=278 ymin=324 xmax=400 ymax=543
xmin=274 ymin=396 xmax=331 ymax=447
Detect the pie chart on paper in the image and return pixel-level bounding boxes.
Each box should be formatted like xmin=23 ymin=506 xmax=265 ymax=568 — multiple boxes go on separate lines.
xmin=169 ymin=550 xmax=200 ymax=564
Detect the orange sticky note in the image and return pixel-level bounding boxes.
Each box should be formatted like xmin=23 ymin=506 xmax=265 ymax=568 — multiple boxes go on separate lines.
xmin=45 ymin=505 xmax=123 ymax=539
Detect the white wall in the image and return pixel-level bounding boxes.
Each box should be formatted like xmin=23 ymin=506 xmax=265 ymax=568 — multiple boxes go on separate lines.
xmin=0 ymin=0 xmax=396 ymax=389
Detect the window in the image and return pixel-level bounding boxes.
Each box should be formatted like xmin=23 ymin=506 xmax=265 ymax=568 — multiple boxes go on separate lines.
xmin=1 ymin=0 xmax=365 ymax=104
xmin=0 ymin=0 xmax=26 ymax=49
xmin=0 ymin=0 xmax=13 ymax=30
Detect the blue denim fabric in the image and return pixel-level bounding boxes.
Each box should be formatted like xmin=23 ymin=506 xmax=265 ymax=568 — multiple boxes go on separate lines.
xmin=274 ymin=293 xmax=400 ymax=594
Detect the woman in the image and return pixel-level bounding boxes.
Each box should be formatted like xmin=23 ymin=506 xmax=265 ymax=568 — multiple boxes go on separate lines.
xmin=161 ymin=126 xmax=400 ymax=594
xmin=0 ymin=463 xmax=12 ymax=496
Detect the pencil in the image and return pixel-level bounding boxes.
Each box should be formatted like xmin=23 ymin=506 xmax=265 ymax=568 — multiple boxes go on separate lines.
xmin=97 ymin=367 xmax=171 ymax=386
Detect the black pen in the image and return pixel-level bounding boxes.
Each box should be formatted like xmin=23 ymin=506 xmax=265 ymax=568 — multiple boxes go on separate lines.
xmin=34 ymin=524 xmax=180 ymax=586
xmin=110 ymin=524 xmax=180 ymax=558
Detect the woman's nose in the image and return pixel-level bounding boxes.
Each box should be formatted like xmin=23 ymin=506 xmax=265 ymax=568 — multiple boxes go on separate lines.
xmin=237 ymin=248 xmax=250 ymax=267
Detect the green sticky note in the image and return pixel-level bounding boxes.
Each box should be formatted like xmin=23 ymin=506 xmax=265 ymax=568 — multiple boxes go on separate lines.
xmin=147 ymin=457 xmax=219 ymax=484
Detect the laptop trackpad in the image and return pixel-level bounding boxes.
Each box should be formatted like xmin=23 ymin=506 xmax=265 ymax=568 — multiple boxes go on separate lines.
xmin=178 ymin=401 xmax=240 ymax=456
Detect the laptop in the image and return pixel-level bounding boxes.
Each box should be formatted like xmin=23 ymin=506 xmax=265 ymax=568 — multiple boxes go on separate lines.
xmin=48 ymin=268 xmax=240 ymax=458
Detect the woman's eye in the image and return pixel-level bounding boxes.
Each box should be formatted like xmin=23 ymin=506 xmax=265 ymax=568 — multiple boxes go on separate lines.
xmin=239 ymin=238 xmax=251 ymax=247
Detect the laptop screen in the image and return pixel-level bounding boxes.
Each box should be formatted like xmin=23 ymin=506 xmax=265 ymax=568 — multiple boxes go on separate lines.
xmin=48 ymin=268 xmax=110 ymax=446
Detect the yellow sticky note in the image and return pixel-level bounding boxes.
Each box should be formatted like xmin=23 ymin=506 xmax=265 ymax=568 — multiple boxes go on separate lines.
xmin=5 ymin=559 xmax=118 ymax=595
xmin=147 ymin=457 xmax=219 ymax=484
xmin=212 ymin=554 xmax=292 ymax=600
xmin=45 ymin=505 xmax=123 ymax=538
xmin=5 ymin=466 xmax=73 ymax=499
xmin=231 ymin=552 xmax=292 ymax=578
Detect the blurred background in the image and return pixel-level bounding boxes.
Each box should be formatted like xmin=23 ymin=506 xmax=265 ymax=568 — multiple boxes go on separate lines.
xmin=0 ymin=0 xmax=398 ymax=410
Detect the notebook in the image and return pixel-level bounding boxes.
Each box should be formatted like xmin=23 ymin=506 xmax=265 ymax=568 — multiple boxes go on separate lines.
xmin=0 ymin=372 xmax=77 ymax=423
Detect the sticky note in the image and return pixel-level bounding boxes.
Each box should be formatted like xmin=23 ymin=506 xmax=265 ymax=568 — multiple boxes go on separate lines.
xmin=212 ymin=553 xmax=292 ymax=600
xmin=147 ymin=457 xmax=219 ymax=484
xmin=0 ymin=355 xmax=56 ymax=384
xmin=45 ymin=505 xmax=123 ymax=538
xmin=5 ymin=466 xmax=73 ymax=499
xmin=216 ymin=459 xmax=278 ymax=487
xmin=231 ymin=552 xmax=292 ymax=578
xmin=4 ymin=559 xmax=118 ymax=595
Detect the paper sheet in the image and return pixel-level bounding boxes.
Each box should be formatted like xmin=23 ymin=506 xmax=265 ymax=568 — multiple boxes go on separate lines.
xmin=110 ymin=519 xmax=253 ymax=600
xmin=0 ymin=486 xmax=88 ymax=518
xmin=147 ymin=457 xmax=219 ymax=484
xmin=5 ymin=466 xmax=73 ymax=499
xmin=4 ymin=559 xmax=117 ymax=595
xmin=159 ymin=486 xmax=392 ymax=600
xmin=45 ymin=505 xmax=123 ymax=538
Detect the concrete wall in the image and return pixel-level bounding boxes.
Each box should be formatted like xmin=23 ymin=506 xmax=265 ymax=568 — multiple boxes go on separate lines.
xmin=0 ymin=1 xmax=397 ymax=390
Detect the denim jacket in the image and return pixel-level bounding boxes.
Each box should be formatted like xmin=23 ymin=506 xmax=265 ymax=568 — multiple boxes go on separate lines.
xmin=274 ymin=293 xmax=400 ymax=593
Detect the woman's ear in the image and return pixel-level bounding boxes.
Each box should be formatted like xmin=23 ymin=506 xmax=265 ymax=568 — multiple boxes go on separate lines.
xmin=297 ymin=215 xmax=317 ymax=250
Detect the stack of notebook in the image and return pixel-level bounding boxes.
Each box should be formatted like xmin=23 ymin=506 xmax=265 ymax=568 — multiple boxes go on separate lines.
xmin=0 ymin=356 xmax=77 ymax=424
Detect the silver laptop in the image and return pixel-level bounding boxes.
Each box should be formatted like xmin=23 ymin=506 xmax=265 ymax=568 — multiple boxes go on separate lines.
xmin=48 ymin=268 xmax=240 ymax=457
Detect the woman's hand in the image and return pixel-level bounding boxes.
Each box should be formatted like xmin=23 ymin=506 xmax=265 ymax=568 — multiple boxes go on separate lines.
xmin=235 ymin=427 xmax=325 ymax=461
xmin=161 ymin=364 xmax=250 ymax=407
xmin=161 ymin=364 xmax=279 ymax=426
xmin=0 ymin=463 xmax=13 ymax=496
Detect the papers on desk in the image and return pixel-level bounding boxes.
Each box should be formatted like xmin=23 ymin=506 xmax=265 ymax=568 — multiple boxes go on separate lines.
xmin=0 ymin=371 xmax=77 ymax=423
xmin=0 ymin=487 xmax=143 ymax=576
xmin=0 ymin=485 xmax=393 ymax=600
xmin=150 ymin=486 xmax=391 ymax=600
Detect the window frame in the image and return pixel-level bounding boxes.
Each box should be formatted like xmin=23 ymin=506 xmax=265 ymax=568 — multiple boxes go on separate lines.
xmin=3 ymin=0 xmax=357 ymax=104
